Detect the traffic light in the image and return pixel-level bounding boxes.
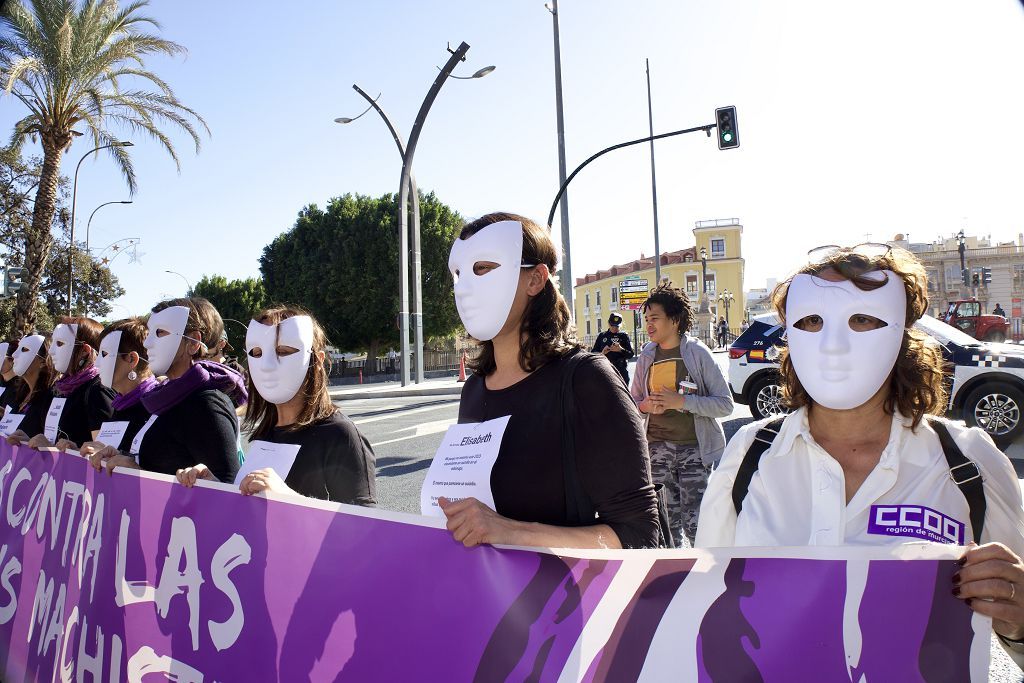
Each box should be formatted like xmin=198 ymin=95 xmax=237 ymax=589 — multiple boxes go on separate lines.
xmin=715 ymin=106 xmax=740 ymax=150
xmin=2 ymin=267 xmax=24 ymax=299
xmin=971 ymin=272 xmax=980 ymax=287
xmin=982 ymin=267 xmax=992 ymax=286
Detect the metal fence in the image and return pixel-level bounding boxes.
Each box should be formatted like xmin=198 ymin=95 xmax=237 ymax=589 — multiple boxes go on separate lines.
xmin=580 ymin=326 xmax=742 ymax=352
xmin=329 ymin=348 xmax=469 ymax=379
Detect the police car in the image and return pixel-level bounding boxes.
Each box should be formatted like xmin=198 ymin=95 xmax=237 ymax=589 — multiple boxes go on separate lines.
xmin=729 ymin=313 xmax=1024 ymax=447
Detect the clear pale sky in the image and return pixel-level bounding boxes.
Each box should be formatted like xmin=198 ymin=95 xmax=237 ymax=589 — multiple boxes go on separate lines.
xmin=2 ymin=0 xmax=1023 ymax=317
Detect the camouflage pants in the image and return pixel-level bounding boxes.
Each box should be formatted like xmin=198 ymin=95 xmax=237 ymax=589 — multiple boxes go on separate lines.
xmin=648 ymin=441 xmax=708 ymax=548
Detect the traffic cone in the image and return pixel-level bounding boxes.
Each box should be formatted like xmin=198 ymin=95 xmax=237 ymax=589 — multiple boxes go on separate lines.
xmin=458 ymin=352 xmax=467 ymax=383
xmin=358 ymin=369 xmax=363 ymax=384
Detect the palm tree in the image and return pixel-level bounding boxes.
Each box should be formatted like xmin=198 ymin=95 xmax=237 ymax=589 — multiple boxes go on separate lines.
xmin=0 ymin=0 xmax=208 ymax=332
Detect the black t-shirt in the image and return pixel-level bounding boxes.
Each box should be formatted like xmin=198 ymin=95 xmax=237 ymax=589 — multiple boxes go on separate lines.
xmin=55 ymin=375 xmax=115 ymax=445
xmin=457 ymin=352 xmax=659 ymax=549
xmin=137 ymin=389 xmax=240 ymax=483
xmin=262 ymin=411 xmax=376 ymax=505
xmin=0 ymin=378 xmax=23 ymax=413
xmin=591 ymin=331 xmax=635 ymax=367
xmin=18 ymin=385 xmax=54 ymax=438
xmin=108 ymin=400 xmax=153 ymax=452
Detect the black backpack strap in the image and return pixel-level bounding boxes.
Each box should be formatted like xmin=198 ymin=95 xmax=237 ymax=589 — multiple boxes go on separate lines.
xmin=560 ymin=351 xmax=596 ymax=525
xmin=929 ymin=417 xmax=986 ymax=545
xmin=731 ymin=416 xmax=787 ymax=515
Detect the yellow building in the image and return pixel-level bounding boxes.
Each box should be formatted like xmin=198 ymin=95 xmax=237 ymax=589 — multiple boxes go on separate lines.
xmin=573 ymin=218 xmax=746 ymax=346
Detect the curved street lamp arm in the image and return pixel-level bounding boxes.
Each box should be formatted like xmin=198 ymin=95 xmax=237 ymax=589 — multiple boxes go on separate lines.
xmin=546 ymin=123 xmax=716 ymax=227
xmin=352 ymin=84 xmax=407 ymax=159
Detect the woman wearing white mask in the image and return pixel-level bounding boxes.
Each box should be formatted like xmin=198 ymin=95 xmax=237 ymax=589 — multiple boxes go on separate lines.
xmin=80 ymin=318 xmax=157 ymax=463
xmin=0 ymin=340 xmax=24 ymax=414
xmin=4 ymin=333 xmax=54 ymax=442
xmin=27 ymin=317 xmax=115 ymax=449
xmin=95 ymin=298 xmax=246 ymax=482
xmin=443 ymin=213 xmax=660 ymax=549
xmin=696 ymin=245 xmax=1024 ymax=655
xmin=177 ymin=307 xmax=376 ymax=505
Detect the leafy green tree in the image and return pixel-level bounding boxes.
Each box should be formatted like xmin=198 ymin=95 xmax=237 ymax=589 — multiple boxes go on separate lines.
xmin=192 ymin=275 xmax=267 ymax=354
xmin=260 ymin=192 xmax=463 ymax=372
xmin=0 ymin=0 xmax=208 ymax=333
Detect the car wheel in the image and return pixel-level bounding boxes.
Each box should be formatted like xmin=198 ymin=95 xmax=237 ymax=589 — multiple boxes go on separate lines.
xmin=748 ymin=375 xmax=789 ymax=420
xmin=984 ymin=330 xmax=1007 ymax=343
xmin=963 ymin=382 xmax=1024 ymax=448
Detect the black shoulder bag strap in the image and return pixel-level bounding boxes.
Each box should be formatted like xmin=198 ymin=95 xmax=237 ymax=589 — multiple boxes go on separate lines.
xmin=560 ymin=351 xmax=596 ymax=526
xmin=928 ymin=417 xmax=987 ymax=544
xmin=731 ymin=416 xmax=788 ymax=515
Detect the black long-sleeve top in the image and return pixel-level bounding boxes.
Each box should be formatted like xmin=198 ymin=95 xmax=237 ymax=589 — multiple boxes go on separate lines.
xmin=137 ymin=389 xmax=240 ymax=483
xmin=18 ymin=385 xmax=54 ymax=438
xmin=56 ymin=375 xmax=115 ymax=445
xmin=262 ymin=411 xmax=376 ymax=505
xmin=458 ymin=351 xmax=660 ymax=549
xmin=107 ymin=400 xmax=153 ymax=453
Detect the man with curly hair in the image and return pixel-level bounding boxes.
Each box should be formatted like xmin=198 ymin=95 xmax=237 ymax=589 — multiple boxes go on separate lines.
xmin=630 ymin=282 xmax=733 ymax=546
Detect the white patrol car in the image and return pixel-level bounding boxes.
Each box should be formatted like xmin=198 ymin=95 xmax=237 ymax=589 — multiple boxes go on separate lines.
xmin=728 ymin=313 xmax=1024 ymax=447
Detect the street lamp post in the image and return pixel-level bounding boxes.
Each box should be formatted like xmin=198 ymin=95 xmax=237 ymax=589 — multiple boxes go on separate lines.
xmin=165 ymin=270 xmax=193 ymax=294
xmin=718 ymin=289 xmax=734 ymax=325
xmin=545 ymin=0 xmax=574 ymax=312
xmin=68 ymin=141 xmax=133 ymax=316
xmin=645 ymin=58 xmax=663 ymax=287
xmin=85 ymin=200 xmax=132 ymax=256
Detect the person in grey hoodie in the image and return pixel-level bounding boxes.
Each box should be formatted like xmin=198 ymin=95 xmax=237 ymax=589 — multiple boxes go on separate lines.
xmin=630 ymin=283 xmax=733 ymax=546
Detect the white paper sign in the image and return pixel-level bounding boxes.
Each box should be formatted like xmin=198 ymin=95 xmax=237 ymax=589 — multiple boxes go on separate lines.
xmin=130 ymin=414 xmax=158 ymax=455
xmin=43 ymin=397 xmax=67 ymax=442
xmin=420 ymin=415 xmax=510 ymax=516
xmin=0 ymin=412 xmax=25 ymax=437
xmin=233 ymin=440 xmax=302 ymax=486
xmin=96 ymin=421 xmax=131 ymax=449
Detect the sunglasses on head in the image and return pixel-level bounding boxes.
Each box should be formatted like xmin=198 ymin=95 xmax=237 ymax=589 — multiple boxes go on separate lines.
xmin=807 ymin=242 xmax=892 ymax=264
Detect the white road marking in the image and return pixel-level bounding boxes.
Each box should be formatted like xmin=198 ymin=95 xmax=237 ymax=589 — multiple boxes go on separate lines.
xmin=370 ymin=418 xmax=456 ymax=447
xmin=351 ymin=402 xmax=456 ymax=426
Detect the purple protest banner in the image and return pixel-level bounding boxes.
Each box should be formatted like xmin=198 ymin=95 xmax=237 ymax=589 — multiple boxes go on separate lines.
xmin=0 ymin=441 xmax=988 ymax=681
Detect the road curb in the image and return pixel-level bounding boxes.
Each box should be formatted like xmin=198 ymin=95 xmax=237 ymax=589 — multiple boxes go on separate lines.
xmin=329 ymin=386 xmax=464 ymax=401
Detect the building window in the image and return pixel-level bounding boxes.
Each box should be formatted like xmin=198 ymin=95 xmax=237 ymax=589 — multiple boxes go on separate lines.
xmin=704 ymin=274 xmax=716 ymax=294
xmin=686 ymin=275 xmax=698 ymax=294
xmin=586 ymin=320 xmax=591 ymax=336
xmin=597 ymin=290 xmax=602 ymax=306
xmin=585 ymin=292 xmax=590 ymax=307
xmin=1014 ymin=264 xmax=1024 ymax=290
xmin=611 ymin=287 xmax=618 ymax=303
xmin=711 ymin=238 xmax=726 ymax=259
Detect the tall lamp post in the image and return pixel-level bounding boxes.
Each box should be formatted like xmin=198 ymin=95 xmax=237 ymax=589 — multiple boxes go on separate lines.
xmin=699 ymin=246 xmax=709 ymax=310
xmin=544 ymin=0 xmax=573 ymax=312
xmin=718 ymin=289 xmax=734 ymax=325
xmin=957 ymin=229 xmax=968 ymax=293
xmin=68 ymin=140 xmax=133 ymax=315
xmin=85 ymin=200 xmax=132 ymax=256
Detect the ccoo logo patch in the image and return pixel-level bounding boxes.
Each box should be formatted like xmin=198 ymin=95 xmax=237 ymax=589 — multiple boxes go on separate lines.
xmin=867 ymin=505 xmax=965 ymax=545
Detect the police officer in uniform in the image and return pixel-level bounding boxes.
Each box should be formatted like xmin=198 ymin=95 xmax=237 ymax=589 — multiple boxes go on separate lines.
xmin=592 ymin=313 xmax=635 ymax=384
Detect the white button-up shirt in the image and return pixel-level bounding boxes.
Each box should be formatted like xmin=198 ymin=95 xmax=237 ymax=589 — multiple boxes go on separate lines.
xmin=696 ymin=407 xmax=1024 ymax=559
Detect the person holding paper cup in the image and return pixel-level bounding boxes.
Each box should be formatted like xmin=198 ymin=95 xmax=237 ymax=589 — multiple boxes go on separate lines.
xmin=26 ymin=317 xmax=115 ymax=450
xmin=177 ymin=307 xmax=376 ymax=505
xmin=3 ymin=333 xmax=55 ymax=442
xmin=93 ymin=298 xmax=246 ymax=482
xmin=80 ymin=318 xmax=158 ymax=466
xmin=630 ymin=283 xmax=733 ymax=548
xmin=696 ymin=244 xmax=1024 ymax=658
xmin=0 ymin=340 xmax=24 ymax=414
xmin=441 ymin=212 xmax=659 ymax=550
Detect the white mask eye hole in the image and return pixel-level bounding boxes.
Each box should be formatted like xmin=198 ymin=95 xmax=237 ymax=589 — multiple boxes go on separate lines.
xmin=248 ymin=347 xmax=263 ymax=359
xmin=849 ymin=314 xmax=887 ymax=332
xmin=101 ymin=350 xmax=109 ymax=359
xmin=55 ymin=340 xmax=65 ymax=348
xmin=155 ymin=328 xmax=171 ymax=338
xmin=20 ymin=346 xmax=28 ymax=353
xmin=793 ymin=314 xmax=824 ymax=332
xmin=276 ymin=345 xmax=299 ymax=357
xmin=473 ymin=261 xmax=500 ymax=276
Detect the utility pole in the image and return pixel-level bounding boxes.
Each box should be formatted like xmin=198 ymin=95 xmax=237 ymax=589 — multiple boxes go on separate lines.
xmin=547 ymin=0 xmax=573 ymax=312
xmin=646 ymin=58 xmax=662 ymax=286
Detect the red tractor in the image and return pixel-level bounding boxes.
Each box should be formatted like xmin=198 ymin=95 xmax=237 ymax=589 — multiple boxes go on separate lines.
xmin=941 ymin=299 xmax=1010 ymax=342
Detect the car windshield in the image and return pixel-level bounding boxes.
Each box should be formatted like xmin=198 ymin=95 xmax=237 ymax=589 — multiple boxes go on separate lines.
xmin=914 ymin=314 xmax=982 ymax=347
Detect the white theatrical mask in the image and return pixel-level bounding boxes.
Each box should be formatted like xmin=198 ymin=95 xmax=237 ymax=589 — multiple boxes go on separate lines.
xmin=49 ymin=323 xmax=79 ymax=374
xmin=246 ymin=316 xmax=314 ymax=404
xmin=97 ymin=331 xmax=122 ymax=389
xmin=12 ymin=335 xmax=45 ymax=377
xmin=144 ymin=306 xmax=191 ymax=376
xmin=447 ymin=220 xmax=525 ymax=341
xmin=785 ymin=271 xmax=907 ymax=410
xmin=0 ymin=342 xmax=9 ymax=364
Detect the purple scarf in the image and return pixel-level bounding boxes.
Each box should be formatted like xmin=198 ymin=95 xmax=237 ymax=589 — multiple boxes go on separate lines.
xmin=142 ymin=360 xmax=248 ymax=416
xmin=112 ymin=376 xmax=159 ymax=412
xmin=54 ymin=366 xmax=100 ymax=397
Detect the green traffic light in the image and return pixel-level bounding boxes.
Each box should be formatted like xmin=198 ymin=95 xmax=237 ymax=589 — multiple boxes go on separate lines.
xmin=722 ymin=132 xmax=733 ymax=142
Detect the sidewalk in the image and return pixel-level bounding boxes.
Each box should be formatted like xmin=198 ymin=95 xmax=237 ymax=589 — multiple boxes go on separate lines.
xmin=329 ymin=376 xmax=464 ymax=401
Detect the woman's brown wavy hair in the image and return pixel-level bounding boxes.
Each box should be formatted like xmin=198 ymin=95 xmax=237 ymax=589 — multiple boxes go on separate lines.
xmin=243 ymin=306 xmax=337 ymax=440
xmin=770 ymin=246 xmax=947 ymax=428
xmin=458 ymin=213 xmax=580 ymax=376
